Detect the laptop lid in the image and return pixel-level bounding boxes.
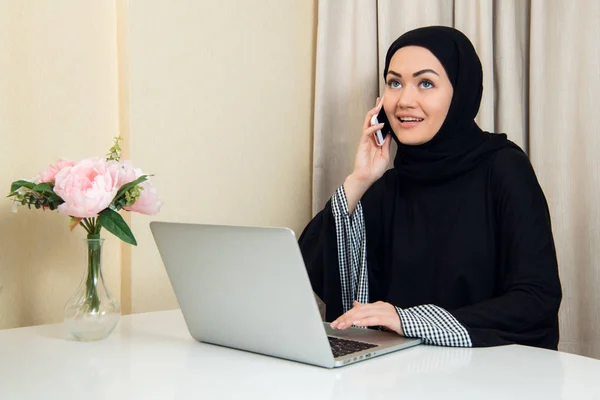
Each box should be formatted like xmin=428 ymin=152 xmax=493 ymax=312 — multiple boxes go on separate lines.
xmin=150 ymin=221 xmax=336 ymax=367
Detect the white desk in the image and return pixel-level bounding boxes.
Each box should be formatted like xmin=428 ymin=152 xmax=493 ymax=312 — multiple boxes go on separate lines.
xmin=1 ymin=310 xmax=599 ymax=399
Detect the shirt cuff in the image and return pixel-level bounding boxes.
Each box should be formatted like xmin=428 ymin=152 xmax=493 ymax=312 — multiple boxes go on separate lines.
xmin=331 ymin=185 xmax=350 ymax=218
xmin=395 ymin=304 xmax=472 ymax=347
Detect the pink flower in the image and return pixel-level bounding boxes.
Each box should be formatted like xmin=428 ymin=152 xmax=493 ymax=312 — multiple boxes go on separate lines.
xmin=121 ymin=161 xmax=161 ymax=215
xmin=120 ymin=160 xmax=143 ymax=183
xmin=38 ymin=159 xmax=76 ymax=183
xmin=125 ymin=180 xmax=161 ymax=215
xmin=54 ymin=157 xmax=122 ymax=218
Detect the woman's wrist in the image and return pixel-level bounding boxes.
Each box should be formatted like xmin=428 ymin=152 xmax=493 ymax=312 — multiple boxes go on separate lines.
xmin=345 ymin=173 xmax=372 ymax=193
xmin=343 ymin=174 xmax=372 ymax=214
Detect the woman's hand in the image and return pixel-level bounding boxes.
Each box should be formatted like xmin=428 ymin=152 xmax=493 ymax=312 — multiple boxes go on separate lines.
xmin=330 ymin=301 xmax=404 ymax=336
xmin=344 ymin=98 xmax=393 ymax=213
xmin=351 ymin=98 xmax=393 ymax=185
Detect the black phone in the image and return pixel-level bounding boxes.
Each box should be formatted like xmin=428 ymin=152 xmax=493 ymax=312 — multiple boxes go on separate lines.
xmin=371 ymin=108 xmax=391 ymax=145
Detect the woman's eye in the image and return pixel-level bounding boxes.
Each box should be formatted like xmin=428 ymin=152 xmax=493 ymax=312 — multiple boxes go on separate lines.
xmin=388 ymin=80 xmax=401 ymax=89
xmin=420 ymin=80 xmax=434 ymax=89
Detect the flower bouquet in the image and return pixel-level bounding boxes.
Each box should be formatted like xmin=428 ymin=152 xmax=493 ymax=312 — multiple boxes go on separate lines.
xmin=7 ymin=136 xmax=161 ymax=340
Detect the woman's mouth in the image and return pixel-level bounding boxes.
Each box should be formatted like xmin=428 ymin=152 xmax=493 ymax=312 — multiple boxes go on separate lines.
xmin=397 ymin=116 xmax=424 ymax=129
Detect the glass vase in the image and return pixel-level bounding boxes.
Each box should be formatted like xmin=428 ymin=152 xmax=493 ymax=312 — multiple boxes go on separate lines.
xmin=64 ymin=237 xmax=121 ymax=341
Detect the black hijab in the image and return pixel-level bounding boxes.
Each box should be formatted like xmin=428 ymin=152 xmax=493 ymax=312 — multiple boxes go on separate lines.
xmin=383 ymin=26 xmax=520 ymax=181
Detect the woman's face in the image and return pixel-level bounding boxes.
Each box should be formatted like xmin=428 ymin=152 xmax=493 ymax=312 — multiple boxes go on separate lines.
xmin=383 ymin=46 xmax=454 ymax=146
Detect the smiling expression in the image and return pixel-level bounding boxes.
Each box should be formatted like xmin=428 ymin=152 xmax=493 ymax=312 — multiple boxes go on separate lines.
xmin=383 ymin=46 xmax=454 ymax=146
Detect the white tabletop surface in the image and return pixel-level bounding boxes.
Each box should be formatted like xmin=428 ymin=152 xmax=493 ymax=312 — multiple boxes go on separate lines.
xmin=1 ymin=310 xmax=599 ymax=400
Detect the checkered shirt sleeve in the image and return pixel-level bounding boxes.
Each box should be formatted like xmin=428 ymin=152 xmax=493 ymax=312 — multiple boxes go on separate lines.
xmin=330 ymin=186 xmax=369 ymax=313
xmin=330 ymin=185 xmax=472 ymax=347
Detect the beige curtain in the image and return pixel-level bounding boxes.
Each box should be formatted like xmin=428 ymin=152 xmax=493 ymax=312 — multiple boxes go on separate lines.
xmin=313 ymin=0 xmax=600 ymax=358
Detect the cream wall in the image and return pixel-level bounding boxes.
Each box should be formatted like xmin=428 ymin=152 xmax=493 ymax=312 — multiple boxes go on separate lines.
xmin=0 ymin=1 xmax=121 ymax=328
xmin=0 ymin=0 xmax=316 ymax=327
xmin=126 ymin=0 xmax=316 ymax=312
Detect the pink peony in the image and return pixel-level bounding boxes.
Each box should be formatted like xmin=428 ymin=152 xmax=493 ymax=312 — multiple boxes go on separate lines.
xmin=120 ymin=161 xmax=161 ymax=215
xmin=54 ymin=157 xmax=123 ymax=218
xmin=124 ymin=180 xmax=161 ymax=215
xmin=120 ymin=160 xmax=143 ymax=183
xmin=38 ymin=159 xmax=76 ymax=183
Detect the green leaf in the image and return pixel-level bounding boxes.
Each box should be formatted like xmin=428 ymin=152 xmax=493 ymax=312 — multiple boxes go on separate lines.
xmin=32 ymin=183 xmax=54 ymax=193
xmin=115 ymin=175 xmax=149 ymax=200
xmin=97 ymin=208 xmax=137 ymax=246
xmin=10 ymin=180 xmax=35 ymax=193
xmin=43 ymin=191 xmax=63 ymax=202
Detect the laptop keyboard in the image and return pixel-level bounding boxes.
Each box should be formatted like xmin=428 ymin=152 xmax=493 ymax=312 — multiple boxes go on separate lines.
xmin=328 ymin=336 xmax=378 ymax=358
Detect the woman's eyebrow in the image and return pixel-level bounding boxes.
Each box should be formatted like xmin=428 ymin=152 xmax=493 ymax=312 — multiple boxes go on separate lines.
xmin=387 ymin=69 xmax=440 ymax=78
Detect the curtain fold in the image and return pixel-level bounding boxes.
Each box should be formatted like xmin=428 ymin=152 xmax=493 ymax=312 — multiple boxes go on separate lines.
xmin=312 ymin=0 xmax=379 ymax=215
xmin=528 ymin=0 xmax=600 ymax=357
xmin=312 ymin=0 xmax=600 ymax=358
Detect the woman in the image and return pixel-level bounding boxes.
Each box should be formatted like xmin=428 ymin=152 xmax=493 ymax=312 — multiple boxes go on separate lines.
xmin=299 ymin=26 xmax=562 ymax=348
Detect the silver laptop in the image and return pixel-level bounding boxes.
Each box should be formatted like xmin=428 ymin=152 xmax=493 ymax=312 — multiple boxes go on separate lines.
xmin=150 ymin=221 xmax=421 ymax=368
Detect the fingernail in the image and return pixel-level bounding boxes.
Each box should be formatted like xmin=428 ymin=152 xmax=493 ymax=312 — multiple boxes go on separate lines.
xmin=330 ymin=321 xmax=338 ymax=328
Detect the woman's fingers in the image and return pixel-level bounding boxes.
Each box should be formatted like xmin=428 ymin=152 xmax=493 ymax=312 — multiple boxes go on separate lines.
xmin=330 ymin=301 xmax=400 ymax=331
xmin=331 ymin=302 xmax=379 ymax=329
xmin=362 ymin=100 xmax=384 ymax=132
xmin=352 ymin=99 xmax=389 ymax=185
xmin=352 ymin=316 xmax=382 ymax=327
xmin=365 ymin=122 xmax=385 ymax=138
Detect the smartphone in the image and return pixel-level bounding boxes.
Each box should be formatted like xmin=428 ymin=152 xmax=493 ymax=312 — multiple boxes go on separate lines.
xmin=370 ymin=107 xmax=390 ymax=146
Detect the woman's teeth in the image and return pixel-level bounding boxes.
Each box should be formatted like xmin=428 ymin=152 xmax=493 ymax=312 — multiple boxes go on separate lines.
xmin=400 ymin=117 xmax=424 ymax=122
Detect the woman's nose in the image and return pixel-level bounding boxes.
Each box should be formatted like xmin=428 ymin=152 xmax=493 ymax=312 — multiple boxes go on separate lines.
xmin=397 ymin=87 xmax=417 ymax=109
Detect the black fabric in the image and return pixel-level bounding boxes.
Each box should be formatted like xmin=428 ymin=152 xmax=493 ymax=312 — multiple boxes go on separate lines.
xmin=383 ymin=26 xmax=519 ymax=181
xmin=299 ymin=26 xmax=561 ymax=349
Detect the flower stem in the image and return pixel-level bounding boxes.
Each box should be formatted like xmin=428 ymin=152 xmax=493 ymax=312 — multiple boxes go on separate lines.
xmin=86 ymin=236 xmax=102 ymax=313
xmin=80 ymin=218 xmax=92 ymax=233
xmin=78 ymin=221 xmax=90 ymax=234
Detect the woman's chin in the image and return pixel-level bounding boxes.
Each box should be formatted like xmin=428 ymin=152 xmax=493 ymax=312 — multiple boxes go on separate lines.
xmin=395 ymin=133 xmax=431 ymax=146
